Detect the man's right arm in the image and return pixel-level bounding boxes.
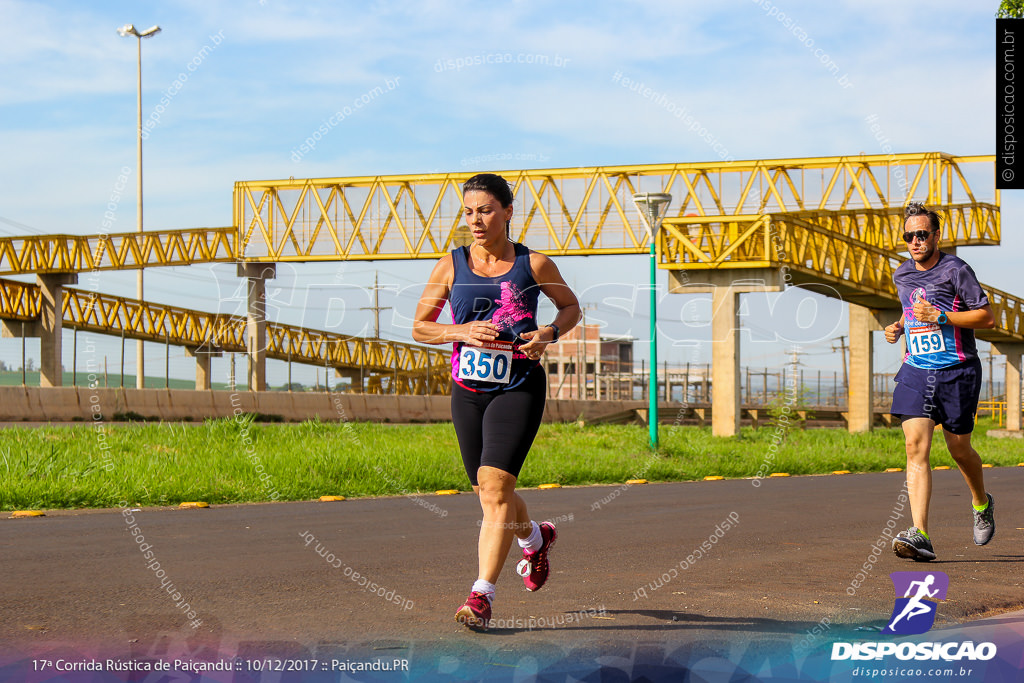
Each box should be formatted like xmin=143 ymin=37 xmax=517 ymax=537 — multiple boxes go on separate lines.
xmin=884 ymin=314 xmax=905 ymax=344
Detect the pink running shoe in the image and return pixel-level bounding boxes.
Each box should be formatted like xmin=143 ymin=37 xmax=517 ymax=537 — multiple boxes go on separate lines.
xmin=454 ymin=591 xmax=491 ymax=631
xmin=517 ymin=522 xmax=557 ymax=591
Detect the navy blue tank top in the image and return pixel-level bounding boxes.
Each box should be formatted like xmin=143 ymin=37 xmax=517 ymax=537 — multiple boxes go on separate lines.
xmin=449 ymin=242 xmax=541 ymax=391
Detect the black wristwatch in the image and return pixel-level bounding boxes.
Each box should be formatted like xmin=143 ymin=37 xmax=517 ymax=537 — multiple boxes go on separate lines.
xmin=546 ymin=323 xmax=560 ymax=342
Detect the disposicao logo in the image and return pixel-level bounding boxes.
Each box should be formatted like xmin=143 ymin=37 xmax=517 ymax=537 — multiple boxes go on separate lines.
xmin=831 ymin=571 xmax=997 ymax=662
xmin=882 ymin=571 xmax=948 ymax=635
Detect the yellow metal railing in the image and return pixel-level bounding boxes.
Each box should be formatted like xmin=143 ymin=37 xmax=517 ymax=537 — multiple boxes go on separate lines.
xmin=977 ymin=400 xmax=1005 ymax=425
xmin=62 ymin=287 xmax=450 ymax=392
xmin=658 ymin=208 xmax=1023 ymax=343
xmin=0 ymin=278 xmax=40 ymax=319
xmin=0 ymin=154 xmax=996 ymax=273
xmin=0 ymin=278 xmax=449 ymax=394
xmin=658 ymin=203 xmax=999 ymax=268
xmin=0 ymin=227 xmax=237 ymax=276
xmin=233 ymin=153 xmax=998 ymax=262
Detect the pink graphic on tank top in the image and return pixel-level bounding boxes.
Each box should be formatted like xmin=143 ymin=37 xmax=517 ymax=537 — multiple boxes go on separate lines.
xmin=491 ymin=282 xmax=533 ymax=329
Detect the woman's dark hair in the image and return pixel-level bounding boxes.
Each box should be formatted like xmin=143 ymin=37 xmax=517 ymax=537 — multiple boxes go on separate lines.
xmin=463 ymin=173 xmax=514 ymax=207
xmin=463 ymin=173 xmax=515 ymax=238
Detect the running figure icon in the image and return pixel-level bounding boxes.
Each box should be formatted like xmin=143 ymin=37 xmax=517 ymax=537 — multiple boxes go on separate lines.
xmin=886 ymin=574 xmax=939 ymax=631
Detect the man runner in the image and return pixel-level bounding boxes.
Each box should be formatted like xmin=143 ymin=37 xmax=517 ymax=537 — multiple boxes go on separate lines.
xmin=883 ymin=202 xmax=996 ymax=561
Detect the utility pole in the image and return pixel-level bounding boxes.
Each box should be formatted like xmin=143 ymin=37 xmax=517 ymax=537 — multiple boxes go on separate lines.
xmin=577 ymin=309 xmax=585 ymax=401
xmin=788 ymin=346 xmax=804 ymax=399
xmin=578 ymin=304 xmax=598 ymax=399
xmin=987 ymin=351 xmax=994 ymax=401
xmin=831 ymin=335 xmax=849 ymax=393
xmin=359 ymin=273 xmax=393 ymax=340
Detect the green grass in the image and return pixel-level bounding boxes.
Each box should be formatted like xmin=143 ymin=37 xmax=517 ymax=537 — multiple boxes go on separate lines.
xmin=0 ymin=417 xmax=1020 ymax=511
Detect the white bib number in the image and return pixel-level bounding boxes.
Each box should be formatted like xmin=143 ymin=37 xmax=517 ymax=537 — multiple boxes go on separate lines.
xmin=907 ymin=323 xmax=946 ymax=356
xmin=458 ymin=342 xmax=513 ymax=384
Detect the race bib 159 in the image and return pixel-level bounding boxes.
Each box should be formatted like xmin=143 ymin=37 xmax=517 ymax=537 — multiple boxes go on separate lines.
xmin=907 ymin=323 xmax=946 ymax=356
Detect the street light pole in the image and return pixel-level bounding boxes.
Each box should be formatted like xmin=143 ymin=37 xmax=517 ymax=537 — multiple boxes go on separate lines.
xmin=632 ymin=192 xmax=673 ymax=450
xmin=118 ymin=23 xmax=160 ymax=390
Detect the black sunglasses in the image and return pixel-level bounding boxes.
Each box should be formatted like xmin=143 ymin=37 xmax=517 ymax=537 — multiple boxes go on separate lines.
xmin=902 ymin=229 xmax=935 ymax=243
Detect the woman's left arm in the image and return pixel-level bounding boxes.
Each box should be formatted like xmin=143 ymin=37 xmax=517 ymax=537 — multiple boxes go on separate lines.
xmin=517 ymin=252 xmax=582 ymax=355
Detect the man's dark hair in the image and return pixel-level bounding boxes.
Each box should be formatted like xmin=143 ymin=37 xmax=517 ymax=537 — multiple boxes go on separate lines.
xmin=903 ymin=202 xmax=941 ymax=232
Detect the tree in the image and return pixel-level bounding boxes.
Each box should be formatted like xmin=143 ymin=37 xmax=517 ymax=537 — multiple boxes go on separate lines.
xmin=999 ymin=1 xmax=1024 ymax=18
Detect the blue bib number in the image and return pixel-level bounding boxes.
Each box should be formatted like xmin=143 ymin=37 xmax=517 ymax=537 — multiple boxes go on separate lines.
xmin=459 ymin=344 xmax=512 ymax=384
xmin=907 ymin=324 xmax=946 ymax=356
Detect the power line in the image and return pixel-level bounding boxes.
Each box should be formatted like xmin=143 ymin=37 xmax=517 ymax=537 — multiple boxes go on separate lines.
xmin=358 ymin=273 xmax=393 ymax=339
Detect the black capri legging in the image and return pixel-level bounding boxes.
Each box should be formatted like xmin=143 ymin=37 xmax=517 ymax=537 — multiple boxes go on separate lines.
xmin=450 ymin=366 xmax=547 ymax=486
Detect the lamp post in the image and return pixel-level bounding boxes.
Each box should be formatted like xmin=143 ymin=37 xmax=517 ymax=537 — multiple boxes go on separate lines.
xmin=632 ymin=192 xmax=672 ymax=449
xmin=118 ymin=23 xmax=161 ymax=389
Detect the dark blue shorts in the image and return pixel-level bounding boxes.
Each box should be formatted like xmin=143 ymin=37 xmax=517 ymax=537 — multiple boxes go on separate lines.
xmin=890 ymin=359 xmax=982 ymax=435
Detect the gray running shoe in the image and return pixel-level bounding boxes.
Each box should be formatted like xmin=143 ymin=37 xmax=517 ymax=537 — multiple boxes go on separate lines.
xmin=973 ymin=493 xmax=995 ymax=546
xmin=892 ymin=527 xmax=936 ymax=561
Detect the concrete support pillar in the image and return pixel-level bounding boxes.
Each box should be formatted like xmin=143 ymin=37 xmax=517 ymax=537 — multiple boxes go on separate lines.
xmin=992 ymin=343 xmax=1024 ymax=432
xmin=36 ymin=273 xmax=78 ymax=388
xmin=196 ymin=353 xmax=211 ymax=391
xmin=187 ymin=345 xmax=222 ymax=391
xmin=847 ymin=305 xmax=902 ymax=433
xmin=238 ymin=263 xmax=276 ymax=392
xmin=711 ymin=287 xmax=740 ymax=437
xmin=672 ymin=268 xmax=783 ymax=438
xmin=847 ymin=304 xmax=878 ymax=433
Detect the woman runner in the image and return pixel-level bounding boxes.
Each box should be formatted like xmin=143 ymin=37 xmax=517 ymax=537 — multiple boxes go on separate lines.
xmin=412 ymin=173 xmax=581 ymax=630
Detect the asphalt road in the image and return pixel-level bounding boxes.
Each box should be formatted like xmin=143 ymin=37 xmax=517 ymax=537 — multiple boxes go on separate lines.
xmin=2 ymin=468 xmax=1023 ymax=680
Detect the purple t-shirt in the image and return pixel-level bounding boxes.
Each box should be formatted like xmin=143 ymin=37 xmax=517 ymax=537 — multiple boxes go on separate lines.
xmin=893 ymin=251 xmax=989 ymax=369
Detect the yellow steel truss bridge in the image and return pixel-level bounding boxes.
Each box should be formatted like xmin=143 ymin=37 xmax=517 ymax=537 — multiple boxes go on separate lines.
xmin=0 ymin=152 xmax=1017 ymax=396
xmin=0 ymin=277 xmax=449 ymax=394
xmin=659 ymin=205 xmax=1021 ymax=344
xmin=232 ymin=152 xmax=996 ymax=260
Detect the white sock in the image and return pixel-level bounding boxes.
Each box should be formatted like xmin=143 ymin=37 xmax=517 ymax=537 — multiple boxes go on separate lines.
xmin=517 ymin=521 xmax=542 ymax=552
xmin=471 ymin=579 xmax=495 ymax=602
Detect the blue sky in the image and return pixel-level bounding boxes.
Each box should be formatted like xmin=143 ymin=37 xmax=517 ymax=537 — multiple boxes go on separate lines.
xmin=0 ymin=0 xmax=1015 ymax=387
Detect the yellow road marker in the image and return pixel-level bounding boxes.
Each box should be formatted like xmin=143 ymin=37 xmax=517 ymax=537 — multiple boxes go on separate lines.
xmin=435 ymin=489 xmax=460 ymax=495
xmin=832 ymin=470 xmax=850 ymax=475
xmin=934 ymin=466 xmax=951 ymax=470
xmin=319 ymin=495 xmax=346 ymax=502
xmin=625 ymin=479 xmax=648 ymax=485
xmin=703 ymin=476 xmax=724 ymax=481
xmin=885 ymin=468 xmax=904 ymax=473
xmin=11 ymin=511 xmax=45 ymax=518
xmin=179 ymin=502 xmax=209 ymax=509
xmin=538 ymin=483 xmax=562 ymax=489
xmin=770 ymin=473 xmax=791 ymax=477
